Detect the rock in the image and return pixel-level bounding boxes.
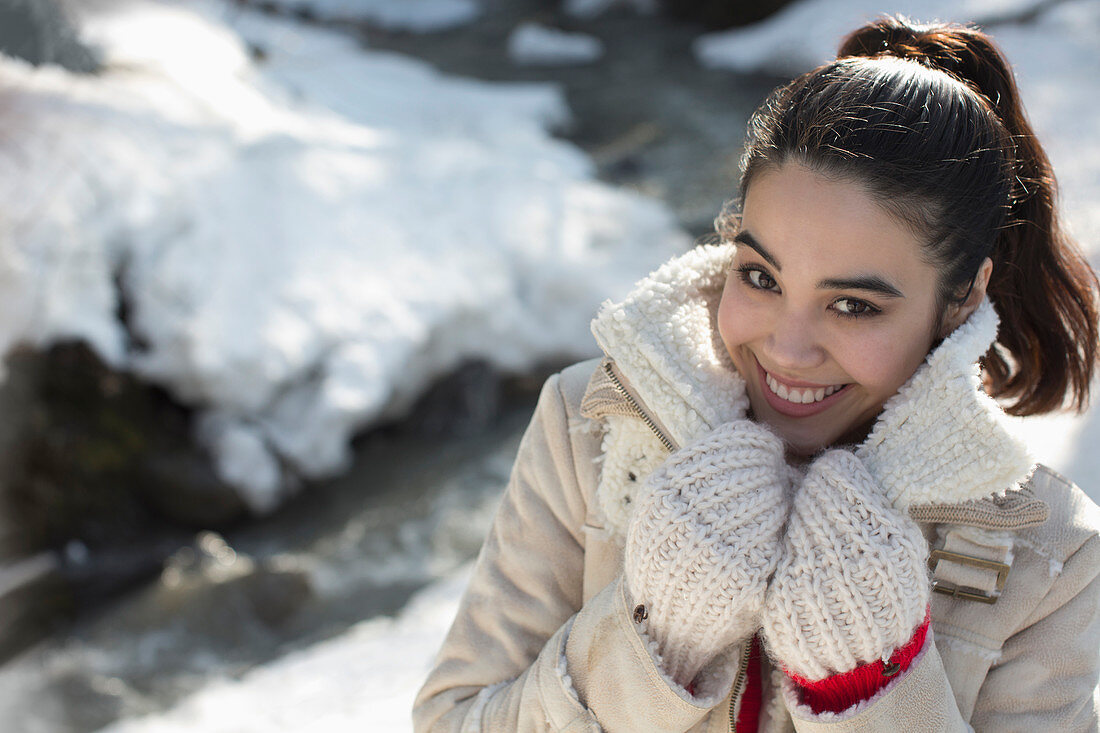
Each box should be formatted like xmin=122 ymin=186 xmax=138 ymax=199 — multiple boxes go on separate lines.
xmin=656 ymin=0 xmax=799 ymax=30
xmin=0 ymin=342 xmax=246 ymax=556
xmin=0 ymin=0 xmax=99 ymax=72
xmin=400 ymin=360 xmax=504 ymax=438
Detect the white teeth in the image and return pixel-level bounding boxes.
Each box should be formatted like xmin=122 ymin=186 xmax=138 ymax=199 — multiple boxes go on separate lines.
xmin=764 ymin=371 xmax=843 ymax=404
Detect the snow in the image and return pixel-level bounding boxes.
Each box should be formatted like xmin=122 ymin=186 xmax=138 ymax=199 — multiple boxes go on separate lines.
xmin=0 ymin=0 xmax=686 ymax=511
xmin=507 ymin=22 xmax=604 ymax=67
xmin=97 ymin=564 xmax=474 ymax=733
xmin=246 ymin=0 xmax=481 ymax=32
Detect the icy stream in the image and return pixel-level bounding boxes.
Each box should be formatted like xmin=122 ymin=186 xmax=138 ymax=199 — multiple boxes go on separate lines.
xmin=0 ymin=392 xmax=537 ymax=732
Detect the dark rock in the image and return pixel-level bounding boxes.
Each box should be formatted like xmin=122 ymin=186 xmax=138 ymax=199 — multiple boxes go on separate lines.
xmin=655 ymin=0 xmax=800 ymax=30
xmin=147 ymin=533 xmax=313 ymax=642
xmin=0 ymin=0 xmax=100 ymax=72
xmin=401 ymin=360 xmax=503 ymax=438
xmin=0 ymin=551 xmax=69 ymax=661
xmin=140 ymin=450 xmax=248 ymax=528
xmin=0 ymin=341 xmax=246 ymax=557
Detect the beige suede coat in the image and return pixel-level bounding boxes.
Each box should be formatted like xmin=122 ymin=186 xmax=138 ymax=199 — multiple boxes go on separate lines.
xmin=414 ymin=246 xmax=1100 ymax=732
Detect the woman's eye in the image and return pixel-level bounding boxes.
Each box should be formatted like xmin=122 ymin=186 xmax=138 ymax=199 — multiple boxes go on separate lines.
xmin=738 ymin=266 xmax=777 ymax=291
xmin=832 ymin=298 xmax=879 ymax=317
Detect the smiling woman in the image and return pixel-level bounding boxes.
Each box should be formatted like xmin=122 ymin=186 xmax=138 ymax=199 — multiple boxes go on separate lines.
xmin=415 ymin=15 xmax=1100 ymax=733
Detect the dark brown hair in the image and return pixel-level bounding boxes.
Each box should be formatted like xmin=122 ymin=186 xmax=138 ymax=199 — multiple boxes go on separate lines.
xmin=723 ymin=15 xmax=1098 ymax=415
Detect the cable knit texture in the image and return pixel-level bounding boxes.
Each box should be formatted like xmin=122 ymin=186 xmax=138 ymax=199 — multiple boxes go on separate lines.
xmin=625 ymin=419 xmax=788 ymax=688
xmin=764 ymin=450 xmax=930 ymax=681
xmin=856 ymin=298 xmax=1033 ymax=509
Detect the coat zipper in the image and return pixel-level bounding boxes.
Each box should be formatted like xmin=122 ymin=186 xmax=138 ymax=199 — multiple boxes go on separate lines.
xmin=727 ymin=638 xmax=752 ymax=733
xmin=602 ymin=360 xmax=676 ymax=452
xmin=604 ymin=360 xmax=751 ymax=731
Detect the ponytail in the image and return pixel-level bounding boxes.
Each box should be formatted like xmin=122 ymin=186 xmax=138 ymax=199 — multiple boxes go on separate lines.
xmin=738 ymin=15 xmax=1098 ymax=415
xmin=837 ymin=17 xmax=1099 ymax=415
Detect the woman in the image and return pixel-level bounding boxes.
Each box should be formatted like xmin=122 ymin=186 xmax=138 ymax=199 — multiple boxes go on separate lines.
xmin=414 ymin=16 xmax=1100 ymax=732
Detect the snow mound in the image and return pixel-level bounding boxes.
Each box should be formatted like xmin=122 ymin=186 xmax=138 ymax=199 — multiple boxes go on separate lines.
xmin=0 ymin=0 xmax=687 ymax=512
xmin=508 ymin=23 xmax=604 ymax=66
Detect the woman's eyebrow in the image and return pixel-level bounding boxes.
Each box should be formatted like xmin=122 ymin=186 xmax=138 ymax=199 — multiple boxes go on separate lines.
xmin=735 ymin=229 xmax=904 ymax=298
xmin=818 ymin=275 xmax=904 ymax=298
xmin=733 ymin=231 xmax=780 ymax=270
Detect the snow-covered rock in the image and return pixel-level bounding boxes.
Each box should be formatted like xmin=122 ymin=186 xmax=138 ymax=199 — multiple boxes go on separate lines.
xmin=0 ymin=0 xmax=687 ymax=512
xmin=507 ymin=23 xmax=604 ymax=67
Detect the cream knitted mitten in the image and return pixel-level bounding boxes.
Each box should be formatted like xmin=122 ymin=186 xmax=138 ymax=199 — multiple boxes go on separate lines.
xmin=625 ymin=419 xmax=788 ymax=689
xmin=762 ymin=299 xmax=1033 ymax=681
xmin=762 ymin=450 xmax=929 ymax=681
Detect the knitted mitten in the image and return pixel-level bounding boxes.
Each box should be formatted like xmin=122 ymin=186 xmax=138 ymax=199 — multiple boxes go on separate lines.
xmin=763 ymin=299 xmax=1033 ymax=682
xmin=625 ymin=419 xmax=788 ymax=689
xmin=762 ymin=450 xmax=929 ymax=681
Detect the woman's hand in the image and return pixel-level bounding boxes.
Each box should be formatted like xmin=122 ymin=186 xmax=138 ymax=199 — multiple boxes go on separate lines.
xmin=762 ymin=449 xmax=929 ymax=682
xmin=624 ymin=419 xmax=789 ymax=690
xmin=761 ymin=300 xmax=1029 ymax=689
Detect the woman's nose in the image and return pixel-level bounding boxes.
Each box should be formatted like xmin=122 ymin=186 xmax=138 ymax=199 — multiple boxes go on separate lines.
xmin=764 ymin=309 xmax=826 ymax=371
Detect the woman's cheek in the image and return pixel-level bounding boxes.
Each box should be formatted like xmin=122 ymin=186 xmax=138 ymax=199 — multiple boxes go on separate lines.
xmin=717 ymin=280 xmax=754 ymax=354
xmin=833 ymin=329 xmax=927 ymax=398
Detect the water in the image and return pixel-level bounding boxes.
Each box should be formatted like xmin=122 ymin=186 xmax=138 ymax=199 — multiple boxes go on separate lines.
xmin=0 ymin=397 xmax=534 ymax=733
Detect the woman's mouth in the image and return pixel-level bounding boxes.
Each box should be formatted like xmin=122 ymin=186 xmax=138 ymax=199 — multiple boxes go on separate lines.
xmin=755 ymin=359 xmax=851 ymax=417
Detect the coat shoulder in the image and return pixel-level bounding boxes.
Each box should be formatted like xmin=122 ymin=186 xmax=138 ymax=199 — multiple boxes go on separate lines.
xmin=556 ymin=357 xmax=606 ymax=417
xmin=1021 ymin=464 xmax=1100 ymax=564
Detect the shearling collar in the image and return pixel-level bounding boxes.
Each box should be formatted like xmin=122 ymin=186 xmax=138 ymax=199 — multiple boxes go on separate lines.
xmin=589 ymin=243 xmax=746 ymax=450
xmin=586 ymin=244 xmax=1036 ymax=512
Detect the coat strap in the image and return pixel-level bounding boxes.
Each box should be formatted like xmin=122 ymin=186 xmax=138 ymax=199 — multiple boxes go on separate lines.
xmin=928 ymin=526 xmax=1015 ymax=604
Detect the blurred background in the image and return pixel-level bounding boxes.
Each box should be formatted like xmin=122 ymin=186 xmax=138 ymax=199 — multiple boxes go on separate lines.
xmin=0 ymin=0 xmax=1096 ymax=730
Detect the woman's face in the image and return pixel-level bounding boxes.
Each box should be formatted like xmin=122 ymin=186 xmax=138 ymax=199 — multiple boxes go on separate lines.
xmin=717 ymin=162 xmax=949 ymax=456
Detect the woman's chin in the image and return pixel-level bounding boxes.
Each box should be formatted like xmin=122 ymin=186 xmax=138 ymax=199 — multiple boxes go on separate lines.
xmin=782 ymin=434 xmax=831 ymax=463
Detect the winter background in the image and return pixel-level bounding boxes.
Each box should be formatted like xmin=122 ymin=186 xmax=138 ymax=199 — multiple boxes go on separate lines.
xmin=0 ymin=0 xmax=1096 ymax=731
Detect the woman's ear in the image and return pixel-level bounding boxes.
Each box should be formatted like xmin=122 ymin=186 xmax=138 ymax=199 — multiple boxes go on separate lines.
xmin=938 ymin=257 xmax=993 ymax=338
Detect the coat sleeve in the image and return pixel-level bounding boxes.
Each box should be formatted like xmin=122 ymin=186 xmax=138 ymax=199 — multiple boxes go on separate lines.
xmin=412 ymin=369 xmax=723 ymax=732
xmin=782 ymin=511 xmax=1100 ymax=732
xmin=780 ymin=629 xmax=970 ymax=732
